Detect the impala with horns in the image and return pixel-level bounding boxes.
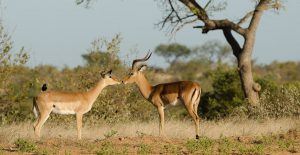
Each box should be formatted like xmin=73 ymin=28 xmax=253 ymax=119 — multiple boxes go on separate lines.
xmin=122 ymin=52 xmax=202 ymax=139
xmin=33 ymin=70 xmax=120 ymax=139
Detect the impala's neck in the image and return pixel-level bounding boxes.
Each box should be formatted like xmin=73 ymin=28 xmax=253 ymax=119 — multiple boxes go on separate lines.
xmin=86 ymin=79 xmax=106 ymax=103
xmin=135 ymin=73 xmax=152 ymax=99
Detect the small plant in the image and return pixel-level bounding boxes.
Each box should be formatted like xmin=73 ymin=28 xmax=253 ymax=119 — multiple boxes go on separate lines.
xmin=163 ymin=144 xmax=180 ymax=154
xmin=104 ymin=130 xmax=118 ymax=138
xmin=96 ymin=142 xmax=116 ymax=155
xmin=238 ymin=144 xmax=265 ymax=155
xmin=14 ymin=138 xmax=37 ymax=152
xmin=136 ymin=130 xmax=146 ymax=137
xmin=277 ymin=139 xmax=294 ymax=150
xmin=186 ymin=137 xmax=214 ymax=154
xmin=138 ymin=143 xmax=151 ymax=155
xmin=218 ymin=137 xmax=236 ymax=154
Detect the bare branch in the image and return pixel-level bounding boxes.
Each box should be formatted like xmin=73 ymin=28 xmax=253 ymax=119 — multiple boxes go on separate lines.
xmin=194 ymin=19 xmax=246 ymax=36
xmin=170 ymin=14 xmax=196 ymax=24
xmin=160 ymin=10 xmax=174 ymax=29
xmin=204 ymin=0 xmax=213 ymax=10
xmin=168 ymin=0 xmax=182 ymax=22
xmin=222 ymin=29 xmax=242 ymax=58
xmin=171 ymin=18 xmax=197 ymax=35
xmin=238 ymin=11 xmax=254 ymax=26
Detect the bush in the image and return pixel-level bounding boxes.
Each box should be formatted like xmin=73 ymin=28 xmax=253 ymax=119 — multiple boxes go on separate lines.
xmin=248 ymin=81 xmax=300 ymax=118
xmin=200 ymin=69 xmax=245 ymax=119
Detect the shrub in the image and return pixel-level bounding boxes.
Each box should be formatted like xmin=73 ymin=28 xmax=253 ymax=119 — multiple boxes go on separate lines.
xmin=248 ymin=81 xmax=300 ymax=118
xmin=200 ymin=69 xmax=245 ymax=119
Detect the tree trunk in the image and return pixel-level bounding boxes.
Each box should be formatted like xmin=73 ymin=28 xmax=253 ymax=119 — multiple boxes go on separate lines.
xmin=237 ymin=35 xmax=260 ymax=106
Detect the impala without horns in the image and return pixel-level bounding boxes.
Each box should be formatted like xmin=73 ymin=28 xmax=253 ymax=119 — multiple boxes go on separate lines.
xmin=122 ymin=52 xmax=202 ymax=139
xmin=33 ymin=70 xmax=120 ymax=139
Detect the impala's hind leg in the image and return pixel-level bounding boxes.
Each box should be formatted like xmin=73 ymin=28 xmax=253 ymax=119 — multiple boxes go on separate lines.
xmin=186 ymin=105 xmax=200 ymax=139
xmin=183 ymin=90 xmax=201 ymax=139
xmin=33 ymin=116 xmax=40 ymax=131
xmin=34 ymin=109 xmax=51 ymax=138
xmin=76 ymin=113 xmax=83 ymax=140
xmin=157 ymin=106 xmax=165 ymax=137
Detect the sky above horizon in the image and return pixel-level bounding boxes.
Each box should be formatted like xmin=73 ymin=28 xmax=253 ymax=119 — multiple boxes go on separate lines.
xmin=1 ymin=0 xmax=300 ymax=68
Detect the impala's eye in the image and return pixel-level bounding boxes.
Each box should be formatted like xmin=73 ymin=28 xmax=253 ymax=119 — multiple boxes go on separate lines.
xmin=109 ymin=75 xmax=112 ymax=78
xmin=129 ymin=72 xmax=134 ymax=76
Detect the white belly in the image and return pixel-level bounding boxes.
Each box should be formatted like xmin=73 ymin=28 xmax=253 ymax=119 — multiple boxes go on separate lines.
xmin=170 ymin=99 xmax=178 ymax=106
xmin=164 ymin=99 xmax=179 ymax=109
xmin=51 ymin=102 xmax=77 ymax=115
xmin=52 ymin=108 xmax=76 ymax=114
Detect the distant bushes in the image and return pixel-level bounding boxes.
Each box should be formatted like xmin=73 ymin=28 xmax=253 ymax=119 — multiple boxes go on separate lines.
xmin=199 ymin=69 xmax=300 ymax=119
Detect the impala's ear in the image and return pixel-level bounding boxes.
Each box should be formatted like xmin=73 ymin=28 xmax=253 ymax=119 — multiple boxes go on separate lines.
xmin=138 ymin=65 xmax=147 ymax=72
xmin=107 ymin=69 xmax=112 ymax=75
xmin=100 ymin=70 xmax=106 ymax=78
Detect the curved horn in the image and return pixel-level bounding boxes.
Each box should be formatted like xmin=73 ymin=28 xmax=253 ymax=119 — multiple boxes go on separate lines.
xmin=132 ymin=51 xmax=152 ymax=70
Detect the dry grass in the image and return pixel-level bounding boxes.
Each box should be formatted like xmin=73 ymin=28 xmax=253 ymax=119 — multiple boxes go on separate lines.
xmin=0 ymin=117 xmax=299 ymax=143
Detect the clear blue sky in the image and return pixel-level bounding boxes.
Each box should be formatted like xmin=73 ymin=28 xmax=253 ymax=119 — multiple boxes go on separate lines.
xmin=2 ymin=0 xmax=300 ymax=68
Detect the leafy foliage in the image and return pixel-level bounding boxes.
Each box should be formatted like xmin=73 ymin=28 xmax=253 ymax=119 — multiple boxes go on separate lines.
xmin=200 ymin=68 xmax=245 ymax=119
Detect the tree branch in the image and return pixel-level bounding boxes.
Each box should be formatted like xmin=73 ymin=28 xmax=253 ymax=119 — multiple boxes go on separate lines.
xmin=238 ymin=11 xmax=254 ymax=26
xmin=168 ymin=0 xmax=181 ymax=22
xmin=248 ymin=0 xmax=271 ymax=33
xmin=178 ymin=0 xmax=246 ymax=36
xmin=171 ymin=14 xmax=196 ymax=24
xmin=171 ymin=18 xmax=197 ymax=35
xmin=223 ymin=29 xmax=242 ymax=58
xmin=160 ymin=10 xmax=174 ymax=29
xmin=194 ymin=19 xmax=246 ymax=36
xmin=179 ymin=0 xmax=209 ymax=22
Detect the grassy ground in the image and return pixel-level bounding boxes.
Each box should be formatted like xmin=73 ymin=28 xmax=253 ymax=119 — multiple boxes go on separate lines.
xmin=0 ymin=118 xmax=299 ymax=154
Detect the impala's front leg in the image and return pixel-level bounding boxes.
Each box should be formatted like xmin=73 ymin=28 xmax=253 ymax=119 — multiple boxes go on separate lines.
xmin=157 ymin=106 xmax=165 ymax=137
xmin=76 ymin=113 xmax=83 ymax=140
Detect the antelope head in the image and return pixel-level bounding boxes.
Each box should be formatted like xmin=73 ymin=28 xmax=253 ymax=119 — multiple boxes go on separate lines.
xmin=122 ymin=52 xmax=152 ymax=84
xmin=101 ymin=70 xmax=121 ymax=85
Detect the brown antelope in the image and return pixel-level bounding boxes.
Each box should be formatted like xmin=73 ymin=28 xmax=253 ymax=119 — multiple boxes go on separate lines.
xmin=33 ymin=70 xmax=120 ymax=139
xmin=122 ymin=52 xmax=202 ymax=139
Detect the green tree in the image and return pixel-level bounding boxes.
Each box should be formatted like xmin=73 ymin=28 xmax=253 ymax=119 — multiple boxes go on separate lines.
xmin=154 ymin=43 xmax=191 ymax=65
xmin=82 ymin=34 xmax=122 ymax=70
xmin=193 ymin=40 xmax=232 ymax=64
xmin=0 ymin=23 xmax=29 ymax=92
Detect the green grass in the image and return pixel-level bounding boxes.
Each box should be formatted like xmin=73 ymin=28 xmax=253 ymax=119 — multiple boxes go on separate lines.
xmin=137 ymin=143 xmax=151 ymax=155
xmin=186 ymin=137 xmax=214 ymax=154
xmin=14 ymin=138 xmax=37 ymax=153
xmin=95 ymin=141 xmax=129 ymax=155
xmin=95 ymin=142 xmax=116 ymax=155
xmin=163 ymin=144 xmax=180 ymax=154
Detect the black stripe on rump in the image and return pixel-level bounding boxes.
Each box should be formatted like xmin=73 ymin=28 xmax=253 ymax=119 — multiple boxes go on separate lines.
xmin=191 ymin=88 xmax=197 ymax=102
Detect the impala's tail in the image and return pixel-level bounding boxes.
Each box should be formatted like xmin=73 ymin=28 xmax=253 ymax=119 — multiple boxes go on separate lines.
xmin=41 ymin=83 xmax=47 ymax=91
xmin=33 ymin=84 xmax=46 ymax=118
xmin=33 ymin=97 xmax=39 ymax=118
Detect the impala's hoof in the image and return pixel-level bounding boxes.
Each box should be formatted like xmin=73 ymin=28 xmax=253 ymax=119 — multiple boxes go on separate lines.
xmin=196 ymin=135 xmax=200 ymax=139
